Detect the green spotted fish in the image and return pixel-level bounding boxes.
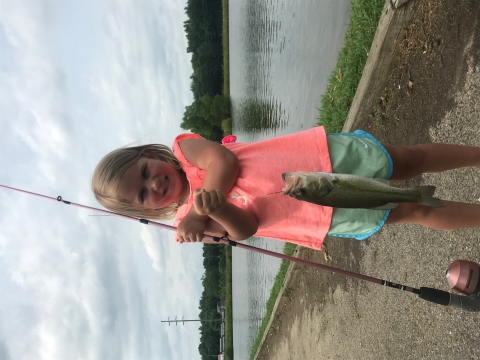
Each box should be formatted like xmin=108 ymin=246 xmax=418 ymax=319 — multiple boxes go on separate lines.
xmin=282 ymin=171 xmax=445 ymax=210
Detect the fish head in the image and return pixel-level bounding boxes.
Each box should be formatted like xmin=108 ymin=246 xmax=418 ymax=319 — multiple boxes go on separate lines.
xmin=282 ymin=172 xmax=332 ymax=201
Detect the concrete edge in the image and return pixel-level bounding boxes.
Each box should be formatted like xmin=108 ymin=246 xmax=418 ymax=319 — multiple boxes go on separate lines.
xmin=343 ymin=0 xmax=420 ymax=132
xmin=252 ymin=1 xmax=419 ymax=359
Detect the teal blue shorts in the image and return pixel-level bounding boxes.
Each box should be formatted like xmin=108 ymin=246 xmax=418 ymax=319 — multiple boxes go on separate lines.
xmin=325 ymin=130 xmax=393 ymax=240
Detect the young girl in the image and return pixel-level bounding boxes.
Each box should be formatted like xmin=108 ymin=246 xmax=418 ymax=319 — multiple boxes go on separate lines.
xmin=91 ymin=127 xmax=480 ymax=250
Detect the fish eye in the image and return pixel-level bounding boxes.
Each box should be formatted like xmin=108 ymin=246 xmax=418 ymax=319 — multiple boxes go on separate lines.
xmin=295 ymin=189 xmax=306 ymax=196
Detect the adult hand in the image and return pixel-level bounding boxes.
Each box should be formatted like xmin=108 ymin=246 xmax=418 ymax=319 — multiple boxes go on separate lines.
xmin=193 ymin=188 xmax=227 ymax=216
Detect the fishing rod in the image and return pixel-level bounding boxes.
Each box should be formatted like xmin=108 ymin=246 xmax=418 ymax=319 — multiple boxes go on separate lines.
xmin=1 ymin=184 xmax=479 ymax=312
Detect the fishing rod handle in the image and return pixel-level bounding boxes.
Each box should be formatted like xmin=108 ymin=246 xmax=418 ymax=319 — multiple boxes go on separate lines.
xmin=448 ymin=294 xmax=480 ymax=312
xmin=419 ymin=287 xmax=480 ymax=312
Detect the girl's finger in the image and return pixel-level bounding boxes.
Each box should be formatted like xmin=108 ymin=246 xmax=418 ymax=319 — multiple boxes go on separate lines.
xmin=193 ymin=188 xmax=205 ymax=196
xmin=201 ymin=190 xmax=211 ymax=204
xmin=211 ymin=190 xmax=224 ymax=209
xmin=206 ymin=190 xmax=217 ymax=203
xmin=194 ymin=192 xmax=204 ymax=209
xmin=215 ymin=190 xmax=225 ymax=202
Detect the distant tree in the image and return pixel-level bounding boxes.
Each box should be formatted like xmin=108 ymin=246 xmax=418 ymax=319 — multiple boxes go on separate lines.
xmin=181 ymin=102 xmax=213 ymax=137
xmin=181 ymin=95 xmax=230 ymax=139
xmin=211 ymin=94 xmax=230 ymax=119
xmin=183 ymin=0 xmax=224 ymax=99
xmin=197 ymin=244 xmax=226 ymax=359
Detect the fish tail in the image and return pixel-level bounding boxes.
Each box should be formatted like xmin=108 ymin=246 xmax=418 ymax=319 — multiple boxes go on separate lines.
xmin=415 ymin=185 xmax=446 ymax=208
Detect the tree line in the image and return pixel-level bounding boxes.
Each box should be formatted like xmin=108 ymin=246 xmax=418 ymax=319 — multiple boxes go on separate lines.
xmin=182 ymin=0 xmax=230 ymax=142
xmin=197 ymin=245 xmax=228 ymax=359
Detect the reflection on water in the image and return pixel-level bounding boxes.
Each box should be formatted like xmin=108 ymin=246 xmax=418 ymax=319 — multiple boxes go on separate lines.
xmin=229 ymin=0 xmax=352 ymax=358
xmin=235 ymin=0 xmax=285 ymax=135
xmin=230 ymin=0 xmax=352 ymax=141
xmin=234 ymin=0 xmax=288 ymax=134
xmin=234 ymin=99 xmax=288 ymax=133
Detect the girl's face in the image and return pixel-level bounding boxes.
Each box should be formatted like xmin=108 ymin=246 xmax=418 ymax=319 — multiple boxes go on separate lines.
xmin=117 ymin=155 xmax=187 ymax=210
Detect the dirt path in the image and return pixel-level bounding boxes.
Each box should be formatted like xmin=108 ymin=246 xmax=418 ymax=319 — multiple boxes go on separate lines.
xmin=255 ymin=1 xmax=480 ymax=359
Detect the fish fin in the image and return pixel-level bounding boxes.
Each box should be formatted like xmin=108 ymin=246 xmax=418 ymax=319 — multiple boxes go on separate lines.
xmin=415 ymin=186 xmax=446 ymax=208
xmin=367 ymin=203 xmax=398 ymax=210
xmin=325 ymin=175 xmax=337 ymax=186
xmin=372 ymin=178 xmax=389 ymax=185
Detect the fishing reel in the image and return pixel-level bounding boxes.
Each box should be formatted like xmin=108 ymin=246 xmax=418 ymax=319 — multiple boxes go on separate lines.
xmin=445 ymin=259 xmax=480 ymax=295
xmin=423 ymin=259 xmax=480 ymax=312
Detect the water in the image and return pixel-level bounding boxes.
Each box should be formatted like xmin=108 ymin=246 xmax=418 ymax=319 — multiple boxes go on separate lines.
xmin=229 ymin=0 xmax=352 ymax=358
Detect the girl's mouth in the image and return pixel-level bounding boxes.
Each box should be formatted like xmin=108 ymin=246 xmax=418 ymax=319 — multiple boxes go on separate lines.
xmin=163 ymin=177 xmax=169 ymax=197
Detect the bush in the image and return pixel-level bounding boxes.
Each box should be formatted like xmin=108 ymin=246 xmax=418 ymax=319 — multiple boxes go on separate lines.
xmin=221 ymin=118 xmax=232 ymax=135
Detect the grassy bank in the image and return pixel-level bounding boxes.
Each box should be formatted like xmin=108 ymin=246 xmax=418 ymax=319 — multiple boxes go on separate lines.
xmin=318 ymin=0 xmax=385 ymax=132
xmin=223 ymin=246 xmax=234 ymax=360
xmin=248 ymin=243 xmax=296 ymax=359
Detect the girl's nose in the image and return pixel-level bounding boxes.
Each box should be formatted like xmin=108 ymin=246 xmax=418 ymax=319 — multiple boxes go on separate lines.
xmin=147 ymin=177 xmax=160 ymax=192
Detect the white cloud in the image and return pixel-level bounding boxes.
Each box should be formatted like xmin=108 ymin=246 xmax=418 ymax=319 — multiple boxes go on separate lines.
xmin=0 ymin=0 xmax=202 ymax=359
xmin=0 ymin=0 xmax=71 ymax=185
xmin=89 ymin=0 xmax=192 ymax=149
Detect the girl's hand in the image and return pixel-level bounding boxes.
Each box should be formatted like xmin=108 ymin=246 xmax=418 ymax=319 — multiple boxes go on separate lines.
xmin=176 ymin=216 xmax=206 ymax=243
xmin=193 ymin=188 xmax=226 ymax=216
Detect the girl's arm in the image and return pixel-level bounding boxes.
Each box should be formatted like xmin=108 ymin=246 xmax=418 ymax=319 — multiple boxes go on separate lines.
xmin=187 ymin=189 xmax=258 ymax=244
xmin=179 ymin=138 xmax=239 ymax=192
xmin=176 ymin=139 xmax=241 ymax=242
xmin=204 ymin=202 xmax=258 ymax=242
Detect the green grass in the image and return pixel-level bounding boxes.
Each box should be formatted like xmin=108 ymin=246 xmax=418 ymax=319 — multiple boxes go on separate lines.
xmin=249 ymin=243 xmax=297 ymax=360
xmin=224 ymin=246 xmax=234 ymax=360
xmin=221 ymin=118 xmax=232 ymax=135
xmin=222 ymin=0 xmax=230 ymax=97
xmin=318 ymin=0 xmax=385 ymax=132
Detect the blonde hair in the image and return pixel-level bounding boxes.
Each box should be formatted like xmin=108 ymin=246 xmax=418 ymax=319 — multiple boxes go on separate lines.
xmin=91 ymin=144 xmax=182 ymax=220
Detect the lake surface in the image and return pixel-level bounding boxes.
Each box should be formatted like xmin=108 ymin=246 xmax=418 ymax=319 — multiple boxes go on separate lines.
xmin=228 ymin=0 xmax=352 ymax=358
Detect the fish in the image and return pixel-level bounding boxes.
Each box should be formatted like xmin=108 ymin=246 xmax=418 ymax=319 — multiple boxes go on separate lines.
xmin=281 ymin=171 xmax=445 ymax=210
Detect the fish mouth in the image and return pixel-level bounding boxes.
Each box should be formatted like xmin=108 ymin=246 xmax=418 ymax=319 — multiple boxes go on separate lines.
xmin=281 ymin=172 xmax=300 ymax=195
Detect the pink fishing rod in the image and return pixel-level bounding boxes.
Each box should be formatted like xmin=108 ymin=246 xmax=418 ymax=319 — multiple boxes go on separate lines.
xmin=1 ymin=183 xmax=479 ymax=311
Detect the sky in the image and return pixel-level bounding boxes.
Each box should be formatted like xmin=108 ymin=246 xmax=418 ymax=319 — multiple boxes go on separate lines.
xmin=0 ymin=0 xmax=207 ymax=359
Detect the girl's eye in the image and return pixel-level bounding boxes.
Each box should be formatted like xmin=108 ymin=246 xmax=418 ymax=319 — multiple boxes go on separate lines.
xmin=139 ymin=163 xmax=147 ymax=204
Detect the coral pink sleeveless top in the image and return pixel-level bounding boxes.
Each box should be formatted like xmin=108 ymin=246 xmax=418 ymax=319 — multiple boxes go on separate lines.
xmin=172 ymin=127 xmax=332 ymax=250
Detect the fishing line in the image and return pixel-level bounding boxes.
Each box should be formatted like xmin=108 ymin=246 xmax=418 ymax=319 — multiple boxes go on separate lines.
xmin=1 ymin=183 xmax=479 ymax=312
xmin=266 ymin=191 xmax=283 ymax=195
